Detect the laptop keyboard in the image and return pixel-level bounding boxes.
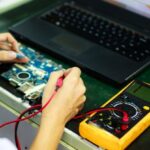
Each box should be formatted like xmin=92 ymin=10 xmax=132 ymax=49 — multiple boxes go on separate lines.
xmin=41 ymin=4 xmax=150 ymax=62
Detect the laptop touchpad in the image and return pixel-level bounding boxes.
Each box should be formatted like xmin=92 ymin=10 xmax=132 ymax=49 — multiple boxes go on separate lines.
xmin=51 ymin=33 xmax=93 ymax=56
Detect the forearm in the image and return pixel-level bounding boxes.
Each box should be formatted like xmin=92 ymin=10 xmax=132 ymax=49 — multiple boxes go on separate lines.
xmin=30 ymin=115 xmax=65 ymax=150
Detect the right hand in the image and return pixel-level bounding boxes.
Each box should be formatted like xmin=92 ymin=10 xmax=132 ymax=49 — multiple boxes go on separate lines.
xmin=41 ymin=67 xmax=86 ymax=125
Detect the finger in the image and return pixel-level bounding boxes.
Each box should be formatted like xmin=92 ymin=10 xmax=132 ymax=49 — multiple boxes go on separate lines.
xmin=0 ymin=33 xmax=19 ymax=52
xmin=70 ymin=108 xmax=80 ymax=120
xmin=73 ymin=78 xmax=86 ymax=101
xmin=78 ymin=103 xmax=85 ymax=112
xmin=63 ymin=68 xmax=71 ymax=76
xmin=12 ymin=57 xmax=30 ymax=63
xmin=43 ymin=70 xmax=64 ymax=101
xmin=0 ymin=51 xmax=17 ymax=61
xmin=76 ymin=95 xmax=86 ymax=108
xmin=0 ymin=43 xmax=12 ymax=50
xmin=75 ymin=108 xmax=79 ymax=115
xmin=64 ymin=67 xmax=81 ymax=78
xmin=0 ymin=51 xmax=29 ymax=63
xmin=78 ymin=78 xmax=85 ymax=89
xmin=0 ymin=45 xmax=11 ymax=51
xmin=63 ymin=67 xmax=81 ymax=87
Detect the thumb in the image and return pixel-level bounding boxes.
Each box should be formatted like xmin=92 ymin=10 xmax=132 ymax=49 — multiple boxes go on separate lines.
xmin=42 ymin=70 xmax=64 ymax=102
xmin=0 ymin=50 xmax=17 ymax=61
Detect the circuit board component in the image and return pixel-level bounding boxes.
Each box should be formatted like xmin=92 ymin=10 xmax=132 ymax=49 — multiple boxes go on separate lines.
xmin=1 ymin=45 xmax=63 ymax=103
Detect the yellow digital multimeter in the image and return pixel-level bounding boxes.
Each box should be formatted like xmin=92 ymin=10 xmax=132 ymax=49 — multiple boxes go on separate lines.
xmin=79 ymin=81 xmax=150 ymax=150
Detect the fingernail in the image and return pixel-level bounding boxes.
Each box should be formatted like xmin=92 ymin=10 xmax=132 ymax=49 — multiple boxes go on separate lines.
xmin=16 ymin=44 xmax=21 ymax=51
xmin=9 ymin=51 xmax=17 ymax=59
xmin=16 ymin=53 xmax=26 ymax=59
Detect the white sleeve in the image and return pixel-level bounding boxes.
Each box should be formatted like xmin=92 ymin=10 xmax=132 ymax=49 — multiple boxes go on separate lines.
xmin=0 ymin=138 xmax=17 ymax=150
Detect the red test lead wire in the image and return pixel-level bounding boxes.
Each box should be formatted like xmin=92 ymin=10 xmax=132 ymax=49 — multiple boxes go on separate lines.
xmin=0 ymin=91 xmax=56 ymax=128
xmin=14 ymin=105 xmax=41 ymax=150
xmin=0 ymin=76 xmax=64 ymax=128
xmin=73 ymin=107 xmax=129 ymax=123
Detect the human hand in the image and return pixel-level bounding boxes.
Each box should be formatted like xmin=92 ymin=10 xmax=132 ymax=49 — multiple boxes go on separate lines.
xmin=41 ymin=67 xmax=86 ymax=125
xmin=0 ymin=33 xmax=29 ymax=63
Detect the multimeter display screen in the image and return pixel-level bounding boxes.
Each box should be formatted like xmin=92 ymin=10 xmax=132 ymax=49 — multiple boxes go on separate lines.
xmin=127 ymin=82 xmax=150 ymax=102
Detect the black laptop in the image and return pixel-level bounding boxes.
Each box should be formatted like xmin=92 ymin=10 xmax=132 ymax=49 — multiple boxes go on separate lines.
xmin=10 ymin=0 xmax=150 ymax=84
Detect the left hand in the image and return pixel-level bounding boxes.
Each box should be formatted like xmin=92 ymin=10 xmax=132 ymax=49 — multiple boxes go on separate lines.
xmin=0 ymin=33 xmax=29 ymax=63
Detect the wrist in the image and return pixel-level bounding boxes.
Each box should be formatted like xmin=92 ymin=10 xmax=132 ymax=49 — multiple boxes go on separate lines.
xmin=39 ymin=115 xmax=65 ymax=138
xmin=40 ymin=110 xmax=66 ymax=128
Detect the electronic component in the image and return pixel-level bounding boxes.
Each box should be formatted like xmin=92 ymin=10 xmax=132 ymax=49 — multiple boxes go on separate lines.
xmin=79 ymin=81 xmax=150 ymax=150
xmin=17 ymin=71 xmax=31 ymax=80
xmin=1 ymin=45 xmax=63 ymax=103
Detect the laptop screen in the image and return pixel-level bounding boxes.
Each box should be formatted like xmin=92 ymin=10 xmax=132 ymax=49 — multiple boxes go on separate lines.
xmin=104 ymin=0 xmax=150 ymax=19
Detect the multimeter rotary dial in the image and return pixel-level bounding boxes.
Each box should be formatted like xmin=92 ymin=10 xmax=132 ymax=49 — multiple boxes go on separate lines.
xmin=110 ymin=101 xmax=142 ymax=121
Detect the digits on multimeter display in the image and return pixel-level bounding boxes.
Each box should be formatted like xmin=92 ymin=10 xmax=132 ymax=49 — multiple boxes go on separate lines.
xmin=127 ymin=81 xmax=150 ymax=102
